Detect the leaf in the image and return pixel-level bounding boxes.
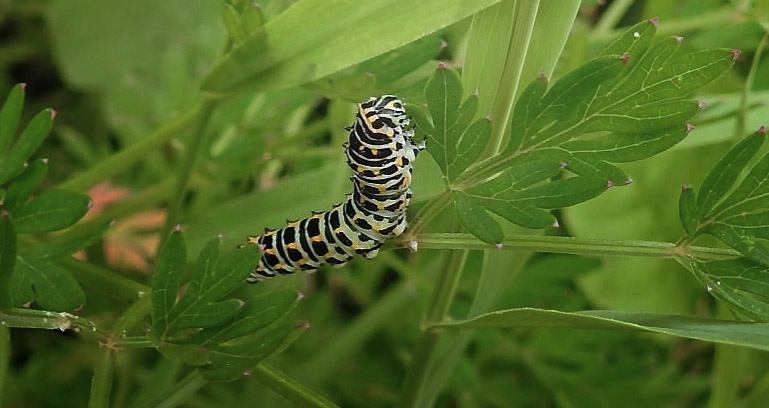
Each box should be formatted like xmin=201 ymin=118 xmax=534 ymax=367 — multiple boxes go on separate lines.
xmin=0 ymin=84 xmax=25 ymax=158
xmin=680 ymin=257 xmax=769 ymax=322
xmin=202 ymin=0 xmax=505 ymax=94
xmin=454 ymin=192 xmax=503 ymax=245
xmin=680 ymin=128 xmax=769 ymax=266
xmin=19 ymin=220 xmax=112 ymax=260
xmin=167 ymin=239 xmax=257 ymax=333
xmin=16 ymin=256 xmax=86 ymax=312
xmin=192 ymin=290 xmax=300 ymax=347
xmin=151 ymin=228 xmax=187 ymax=336
xmin=0 ymin=108 xmax=54 ymax=186
xmin=3 ymin=158 xmax=48 ymax=209
xmin=679 ymin=185 xmax=697 ymax=236
xmin=433 ymin=307 xmax=769 ymax=351
xmin=157 ymin=343 xmax=210 ymax=366
xmin=0 ymin=212 xmax=17 ymax=309
xmin=199 ymin=319 xmax=306 ymax=382
xmin=13 ymin=189 xmax=91 ymax=234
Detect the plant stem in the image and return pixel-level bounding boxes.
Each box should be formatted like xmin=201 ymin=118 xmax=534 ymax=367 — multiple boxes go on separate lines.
xmin=161 ymin=99 xmax=218 ymax=241
xmin=0 ymin=308 xmax=109 ymax=340
xmin=251 ymin=363 xmax=340 ymax=408
xmin=88 ymin=349 xmax=115 ymax=408
xmin=399 ymin=250 xmax=467 ymax=408
xmin=592 ymin=0 xmax=635 ymax=36
xmin=404 ymin=190 xmax=453 ymax=240
xmin=397 ymin=232 xmax=740 ymax=260
xmin=58 ymin=107 xmax=201 ymax=192
xmin=736 ymin=33 xmax=768 ymax=139
xmin=145 ymin=370 xmax=207 ymax=408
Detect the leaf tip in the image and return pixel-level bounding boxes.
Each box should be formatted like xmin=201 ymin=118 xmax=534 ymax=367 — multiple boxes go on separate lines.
xmin=41 ymin=157 xmax=49 ymax=165
xmin=495 ymin=242 xmax=503 ymax=250
xmin=297 ymin=321 xmax=310 ymax=330
xmin=697 ymin=100 xmax=708 ymax=111
xmin=242 ymin=370 xmax=253 ymax=377
xmin=364 ymin=72 xmax=375 ymax=78
xmin=607 ymin=180 xmax=615 ymax=188
xmin=471 ymin=88 xmax=480 ymax=97
xmin=20 ymin=82 xmax=27 ymax=91
xmin=297 ymin=291 xmax=305 ymax=301
xmin=731 ymin=49 xmax=742 ymax=61
xmin=624 ymin=177 xmax=633 ymax=185
xmin=73 ymin=304 xmax=84 ymax=313
xmin=173 ymin=224 xmax=184 ymax=232
xmin=758 ymin=125 xmax=767 ymax=135
xmin=408 ymin=239 xmax=418 ymax=252
xmin=485 ymin=114 xmax=493 ymax=122
xmin=436 ymin=61 xmax=449 ymax=71
xmin=537 ymin=72 xmax=547 ymax=80
xmin=217 ymin=233 xmax=224 ymax=240
xmin=686 ymin=123 xmax=696 ymax=133
xmin=1 ymin=210 xmax=8 ymax=218
xmin=648 ymin=16 xmax=660 ymax=27
xmin=238 ymin=298 xmax=246 ymax=308
xmin=109 ymin=219 xmax=117 ymax=227
xmin=551 ymin=220 xmax=561 ymax=229
xmin=87 ymin=198 xmax=94 ymax=210
xmin=681 ymin=184 xmax=691 ymax=192
xmin=560 ymin=162 xmax=568 ymax=169
xmin=675 ymin=36 xmax=684 ymax=44
xmin=440 ymin=39 xmax=448 ymax=50
xmin=50 ymin=109 xmax=58 ymax=120
xmin=619 ymin=54 xmax=631 ymax=64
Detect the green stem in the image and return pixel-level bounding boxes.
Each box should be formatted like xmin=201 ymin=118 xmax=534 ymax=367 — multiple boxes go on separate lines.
xmin=592 ymin=0 xmax=635 ymax=36
xmin=488 ymin=0 xmax=540 ymax=153
xmin=251 ymin=363 xmax=340 ymax=408
xmin=398 ymin=232 xmax=739 ymax=260
xmin=0 ymin=308 xmax=109 ymax=341
xmin=399 ymin=250 xmax=467 ymax=408
xmin=161 ymin=99 xmax=218 ymax=240
xmin=736 ymin=33 xmax=768 ymax=139
xmin=0 ymin=326 xmax=9 ymax=403
xmin=88 ymin=350 xmax=116 ymax=408
xmin=58 ymin=107 xmax=201 ymax=192
xmin=144 ymin=370 xmax=207 ymax=408
xmin=404 ymin=191 xmax=453 ymax=240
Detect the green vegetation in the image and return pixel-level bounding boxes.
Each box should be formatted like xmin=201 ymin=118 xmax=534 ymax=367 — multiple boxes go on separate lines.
xmin=1 ymin=0 xmax=769 ymax=407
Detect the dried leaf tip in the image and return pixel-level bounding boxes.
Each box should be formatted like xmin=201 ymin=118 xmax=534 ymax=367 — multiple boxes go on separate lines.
xmin=297 ymin=321 xmax=311 ymax=330
xmin=537 ymin=72 xmax=547 ymax=80
xmin=41 ymin=158 xmax=49 ymax=164
xmin=20 ymin=83 xmax=27 ymax=90
xmin=297 ymin=292 xmax=305 ymax=300
xmin=237 ymin=299 xmax=246 ymax=308
xmin=495 ymin=242 xmax=503 ymax=250
xmin=551 ymin=220 xmax=561 ymax=229
xmin=436 ymin=61 xmax=449 ymax=71
xmin=559 ymin=162 xmax=568 ymax=169
xmin=50 ymin=109 xmax=58 ymax=119
xmin=675 ymin=36 xmax=684 ymax=44
xmin=216 ymin=233 xmax=224 ymax=240
xmin=440 ymin=39 xmax=448 ymax=49
xmin=697 ymin=100 xmax=707 ymax=111
xmin=731 ymin=49 xmax=742 ymax=61
xmin=2 ymin=210 xmax=12 ymax=218
xmin=365 ymin=72 xmax=375 ymax=78
xmin=242 ymin=370 xmax=253 ymax=377
xmin=648 ymin=17 xmax=660 ymax=26
xmin=73 ymin=304 xmax=85 ymax=313
xmin=681 ymin=184 xmax=691 ymax=192
xmin=173 ymin=224 xmax=183 ymax=232
xmin=759 ymin=125 xmax=767 ymax=135
xmin=87 ymin=199 xmax=94 ymax=210
xmin=624 ymin=177 xmax=634 ymax=185
xmin=606 ymin=180 xmax=615 ymax=188
xmin=408 ymin=239 xmax=418 ymax=252
xmin=485 ymin=114 xmax=494 ymax=122
xmin=471 ymin=89 xmax=480 ymax=97
xmin=620 ymin=53 xmax=631 ymax=64
xmin=686 ymin=123 xmax=696 ymax=133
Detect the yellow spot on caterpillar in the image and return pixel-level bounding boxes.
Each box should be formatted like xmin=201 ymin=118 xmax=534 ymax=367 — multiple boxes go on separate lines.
xmin=359 ymin=195 xmax=366 ymax=204
xmin=312 ymin=236 xmax=323 ymax=242
xmin=378 ymin=203 xmax=386 ymax=210
xmin=357 ymin=166 xmax=365 ymax=173
xmin=297 ymin=258 xmax=307 ymax=265
xmin=373 ymin=169 xmax=380 ymax=175
xmin=371 ymin=149 xmax=378 ymax=156
xmin=287 ymin=243 xmax=298 ymax=249
xmin=395 ymin=157 xmax=403 ymax=167
xmin=334 ymin=228 xmax=342 ymax=234
xmin=377 ymin=185 xmax=387 ymax=193
xmin=358 ymin=145 xmax=365 ymax=151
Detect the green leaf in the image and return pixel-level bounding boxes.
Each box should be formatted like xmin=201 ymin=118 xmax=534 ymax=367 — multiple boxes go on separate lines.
xmin=202 ymin=0 xmax=504 ymax=94
xmin=169 ymin=299 xmax=244 ymax=332
xmin=16 ymin=256 xmax=86 ymax=312
xmin=151 ymin=228 xmax=187 ymax=336
xmin=18 ymin=220 xmax=112 ymax=260
xmin=680 ymin=257 xmax=769 ymax=322
xmin=681 ymin=128 xmax=769 ymax=265
xmin=433 ymin=307 xmax=769 ymax=351
xmin=192 ymin=290 xmax=300 ymax=347
xmin=449 ymin=118 xmax=492 ymax=181
xmin=199 ymin=319 xmax=306 ymax=382
xmin=0 ymin=108 xmax=54 ymax=185
xmin=158 ymin=343 xmax=211 ymax=366
xmin=240 ymin=2 xmax=265 ymax=35
xmin=10 ymin=263 xmax=34 ymax=307
xmin=0 ymin=84 xmax=26 ymax=158
xmin=679 ymin=185 xmax=698 ymax=236
xmin=222 ymin=4 xmax=248 ymax=44
xmin=0 ymin=212 xmax=17 ymax=309
xmin=3 ymin=158 xmax=48 ymax=209
xmin=13 ymin=189 xmax=91 ymax=234
xmin=453 ymin=192 xmax=503 ymax=245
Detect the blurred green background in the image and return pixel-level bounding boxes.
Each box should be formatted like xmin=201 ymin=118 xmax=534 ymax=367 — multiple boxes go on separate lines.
xmin=1 ymin=0 xmax=769 ymax=407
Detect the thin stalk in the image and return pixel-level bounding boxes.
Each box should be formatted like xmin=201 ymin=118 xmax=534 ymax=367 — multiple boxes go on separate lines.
xmin=251 ymin=363 xmax=340 ymax=408
xmin=0 ymin=327 xmax=9 ymax=403
xmin=0 ymin=308 xmax=109 ymax=341
xmin=144 ymin=371 xmax=207 ymax=408
xmin=736 ymin=33 xmax=768 ymax=139
xmin=161 ymin=99 xmax=218 ymax=241
xmin=396 ymin=232 xmax=739 ymax=260
xmin=592 ymin=0 xmax=635 ymax=36
xmin=88 ymin=350 xmax=116 ymax=408
xmin=488 ymin=0 xmax=540 ymax=153
xmin=399 ymin=250 xmax=468 ymax=408
xmin=58 ymin=107 xmax=201 ymax=192
xmin=404 ymin=190 xmax=453 ymax=240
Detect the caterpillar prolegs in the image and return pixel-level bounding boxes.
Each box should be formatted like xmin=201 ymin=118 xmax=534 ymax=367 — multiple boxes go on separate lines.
xmin=245 ymin=95 xmax=424 ymax=283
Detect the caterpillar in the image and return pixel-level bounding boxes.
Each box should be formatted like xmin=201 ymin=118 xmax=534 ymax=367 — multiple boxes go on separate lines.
xmin=245 ymin=95 xmax=424 ymax=283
